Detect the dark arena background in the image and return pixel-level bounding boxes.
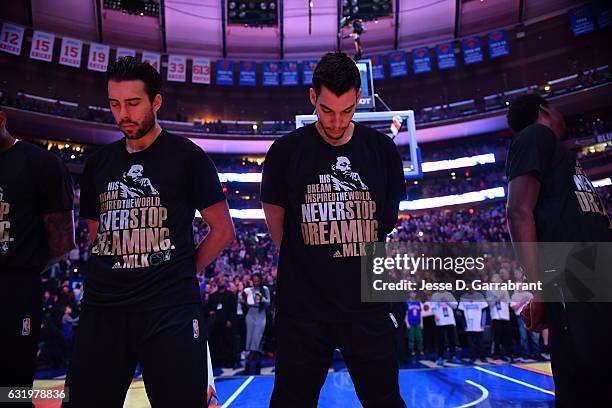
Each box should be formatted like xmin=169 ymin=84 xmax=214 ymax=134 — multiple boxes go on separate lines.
xmin=1 ymin=0 xmax=611 ymax=407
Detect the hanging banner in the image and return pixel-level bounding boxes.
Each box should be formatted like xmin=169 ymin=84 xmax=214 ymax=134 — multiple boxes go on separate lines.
xmin=412 ymin=47 xmax=432 ymax=74
xmin=116 ymin=47 xmax=136 ymax=60
xmin=239 ymin=61 xmax=257 ymax=86
xmin=29 ymin=31 xmax=55 ymax=62
xmin=87 ymin=43 xmax=110 ymax=72
xmin=281 ymin=61 xmax=299 ymax=86
xmin=370 ymin=54 xmax=385 ymax=80
xmin=594 ymin=2 xmax=611 ymax=29
xmin=461 ymin=36 xmax=483 ymax=65
xmin=262 ymin=61 xmax=280 ymax=86
xmin=387 ymin=51 xmax=408 ymax=77
xmin=216 ymin=60 xmax=234 ymax=85
xmin=59 ymin=37 xmax=83 ymax=68
xmin=487 ymin=29 xmax=510 ymax=59
xmin=569 ymin=5 xmax=596 ymax=36
xmin=0 ymin=23 xmax=25 ymax=56
xmin=302 ymin=60 xmax=318 ymax=85
xmin=142 ymin=51 xmax=161 ymax=72
xmin=167 ymin=55 xmax=187 ymax=82
xmin=192 ymin=57 xmax=211 ymax=84
xmin=436 ymin=42 xmax=456 ymax=70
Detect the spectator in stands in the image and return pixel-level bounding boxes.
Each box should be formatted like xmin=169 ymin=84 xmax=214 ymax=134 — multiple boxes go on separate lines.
xmin=243 ymin=273 xmax=270 ymax=374
xmin=208 ymin=275 xmax=237 ymax=368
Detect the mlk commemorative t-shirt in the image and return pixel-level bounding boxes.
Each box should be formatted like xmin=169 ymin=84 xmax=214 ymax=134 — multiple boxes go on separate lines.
xmin=505 ymin=123 xmax=611 ymax=242
xmin=79 ymin=130 xmax=225 ymax=309
xmin=261 ymin=122 xmax=406 ymax=321
xmin=0 ymin=141 xmax=74 ymax=276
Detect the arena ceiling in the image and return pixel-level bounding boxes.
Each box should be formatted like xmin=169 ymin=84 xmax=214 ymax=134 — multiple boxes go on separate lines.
xmin=5 ymin=0 xmax=584 ymax=60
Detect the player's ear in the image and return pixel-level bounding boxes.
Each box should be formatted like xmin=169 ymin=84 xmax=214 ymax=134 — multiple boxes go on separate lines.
xmin=309 ymin=88 xmax=318 ymax=107
xmin=356 ymin=88 xmax=362 ymax=102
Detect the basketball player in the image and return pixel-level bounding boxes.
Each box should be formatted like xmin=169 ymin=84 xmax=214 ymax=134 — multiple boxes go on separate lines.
xmin=506 ymin=94 xmax=612 ymax=406
xmin=63 ymin=57 xmax=235 ymax=407
xmin=261 ymin=52 xmax=407 ymax=407
xmin=0 ymin=107 xmax=75 ymax=406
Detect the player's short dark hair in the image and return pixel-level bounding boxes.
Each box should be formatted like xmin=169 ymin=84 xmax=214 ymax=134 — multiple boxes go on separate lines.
xmin=107 ymin=56 xmax=162 ymax=103
xmin=507 ymin=94 xmax=549 ymax=133
xmin=312 ymin=52 xmax=361 ymax=97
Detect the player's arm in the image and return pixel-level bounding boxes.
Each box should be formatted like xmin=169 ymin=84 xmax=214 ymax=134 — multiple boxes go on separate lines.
xmin=506 ymin=174 xmax=540 ymax=285
xmin=42 ymin=210 xmax=76 ymax=268
xmin=262 ymin=203 xmax=285 ymax=248
xmin=84 ymin=219 xmax=99 ymax=246
xmin=194 ymin=200 xmax=235 ymax=273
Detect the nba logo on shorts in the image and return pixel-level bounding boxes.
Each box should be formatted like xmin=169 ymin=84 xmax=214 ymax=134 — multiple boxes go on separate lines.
xmin=22 ymin=318 xmax=31 ymax=336
xmin=192 ymin=319 xmax=199 ymax=339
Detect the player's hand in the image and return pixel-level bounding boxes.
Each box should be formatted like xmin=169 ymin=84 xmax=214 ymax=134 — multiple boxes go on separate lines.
xmin=521 ymin=301 xmax=547 ymax=332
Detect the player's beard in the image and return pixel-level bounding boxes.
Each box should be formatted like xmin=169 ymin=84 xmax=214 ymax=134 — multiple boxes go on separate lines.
xmin=119 ymin=110 xmax=156 ymax=140
xmin=315 ymin=114 xmax=351 ymax=141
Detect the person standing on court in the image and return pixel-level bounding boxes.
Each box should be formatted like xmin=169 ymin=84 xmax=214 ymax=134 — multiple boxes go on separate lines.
xmin=261 ymin=52 xmax=407 ymax=408
xmin=505 ymin=94 xmax=612 ymax=407
xmin=63 ymin=57 xmax=235 ymax=408
xmin=0 ymin=106 xmax=76 ymax=407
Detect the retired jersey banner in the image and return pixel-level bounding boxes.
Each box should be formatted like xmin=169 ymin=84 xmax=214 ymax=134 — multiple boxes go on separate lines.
xmin=142 ymin=51 xmax=161 ymax=72
xmin=281 ymin=61 xmax=299 ymax=86
xmin=569 ymin=5 xmax=596 ymax=36
xmin=594 ymin=2 xmax=611 ymax=29
xmin=167 ymin=55 xmax=187 ymax=82
xmin=192 ymin=57 xmax=211 ymax=84
xmin=302 ymin=60 xmax=318 ymax=85
xmin=239 ymin=61 xmax=257 ymax=86
xmin=369 ymin=54 xmax=385 ymax=80
xmin=215 ymin=59 xmax=234 ymax=85
xmin=387 ymin=51 xmax=408 ymax=77
xmin=59 ymin=37 xmax=83 ymax=68
xmin=116 ymin=47 xmax=136 ymax=60
xmin=412 ymin=47 xmax=432 ymax=74
xmin=462 ymin=36 xmax=483 ymax=65
xmin=87 ymin=43 xmax=110 ymax=72
xmin=487 ymin=29 xmax=510 ymax=59
xmin=29 ymin=31 xmax=55 ymax=62
xmin=262 ymin=61 xmax=280 ymax=86
xmin=436 ymin=42 xmax=456 ymax=70
xmin=0 ymin=23 xmax=25 ymax=56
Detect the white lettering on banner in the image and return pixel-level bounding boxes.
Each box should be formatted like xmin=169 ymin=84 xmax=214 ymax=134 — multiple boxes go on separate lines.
xmin=142 ymin=52 xmax=160 ymax=72
xmin=116 ymin=48 xmax=136 ymax=60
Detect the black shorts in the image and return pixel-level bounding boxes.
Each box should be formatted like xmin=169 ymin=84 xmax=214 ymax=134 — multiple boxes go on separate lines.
xmin=0 ymin=275 xmax=42 ymax=397
xmin=546 ymin=302 xmax=612 ymax=407
xmin=270 ymin=312 xmax=406 ymax=408
xmin=63 ymin=303 xmax=207 ymax=408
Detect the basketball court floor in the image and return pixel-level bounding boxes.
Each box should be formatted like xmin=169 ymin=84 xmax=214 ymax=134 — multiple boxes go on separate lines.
xmin=30 ymin=362 xmax=554 ymax=407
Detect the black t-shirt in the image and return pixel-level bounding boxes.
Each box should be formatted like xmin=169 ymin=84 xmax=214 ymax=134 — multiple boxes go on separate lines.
xmin=505 ymin=123 xmax=611 ymax=242
xmin=79 ymin=130 xmax=225 ymax=309
xmin=261 ymin=122 xmax=406 ymax=321
xmin=0 ymin=140 xmax=74 ymax=276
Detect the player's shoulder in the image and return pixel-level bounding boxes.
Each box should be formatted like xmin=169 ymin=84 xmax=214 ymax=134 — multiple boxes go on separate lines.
xmin=160 ymin=130 xmax=210 ymax=157
xmin=513 ymin=123 xmax=557 ymax=146
xmin=268 ymin=124 xmax=311 ymax=153
xmin=15 ymin=140 xmax=65 ymax=168
xmin=354 ymin=122 xmax=397 ymax=149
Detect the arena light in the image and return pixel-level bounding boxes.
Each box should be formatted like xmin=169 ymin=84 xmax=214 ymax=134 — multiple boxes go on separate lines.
xmin=217 ymin=153 xmax=497 ymax=183
xmin=218 ymin=173 xmax=262 ymax=183
xmin=418 ymin=153 xmax=496 ymax=173
xmin=228 ymin=0 xmax=278 ymax=26
xmin=399 ymin=187 xmax=506 ymax=211
xmin=593 ymin=178 xmax=612 ymax=188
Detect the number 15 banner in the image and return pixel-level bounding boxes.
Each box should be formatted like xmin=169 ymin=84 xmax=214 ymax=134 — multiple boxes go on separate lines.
xmin=59 ymin=37 xmax=83 ymax=68
xmin=29 ymin=31 xmax=55 ymax=62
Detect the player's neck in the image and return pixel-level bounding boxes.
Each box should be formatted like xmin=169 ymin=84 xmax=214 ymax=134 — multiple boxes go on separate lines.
xmin=0 ymin=131 xmax=17 ymax=153
xmin=316 ymin=121 xmax=354 ymax=147
xmin=125 ymin=123 xmax=162 ymax=154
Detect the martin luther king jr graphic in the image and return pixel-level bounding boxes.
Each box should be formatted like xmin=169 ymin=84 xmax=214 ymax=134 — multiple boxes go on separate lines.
xmin=118 ymin=164 xmax=159 ymax=199
xmin=330 ymin=156 xmax=369 ymax=192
